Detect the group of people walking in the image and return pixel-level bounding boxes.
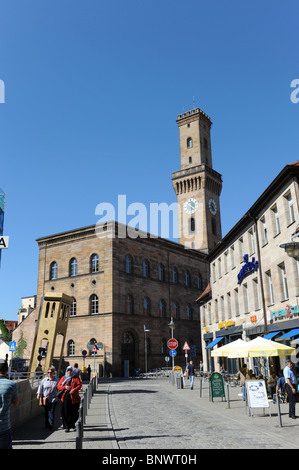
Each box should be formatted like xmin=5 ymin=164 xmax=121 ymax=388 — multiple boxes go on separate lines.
xmin=37 ymin=364 xmax=83 ymax=432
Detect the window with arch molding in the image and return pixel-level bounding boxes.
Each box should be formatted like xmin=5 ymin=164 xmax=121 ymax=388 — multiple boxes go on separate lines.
xmin=50 ymin=262 xmax=58 ymax=280
xmin=69 ymin=258 xmax=78 ymax=277
xmin=90 ymin=294 xmax=98 ymax=314
xmin=187 ymin=137 xmax=193 ymax=149
xmin=68 ymin=340 xmax=75 ymax=356
xmin=90 ymin=254 xmax=99 ymax=273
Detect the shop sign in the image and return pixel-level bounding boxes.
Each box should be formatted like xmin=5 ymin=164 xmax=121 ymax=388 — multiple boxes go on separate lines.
xmin=268 ymin=304 xmax=299 ymax=321
xmin=209 ymin=372 xmax=225 ymax=401
xmin=218 ymin=320 xmax=235 ymax=329
xmin=237 ymin=254 xmax=259 ymax=285
xmin=250 ymin=315 xmax=257 ymax=323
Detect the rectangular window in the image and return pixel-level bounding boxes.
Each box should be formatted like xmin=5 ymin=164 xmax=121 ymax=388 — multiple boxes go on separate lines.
xmin=230 ymin=245 xmax=236 ymax=269
xmin=234 ymin=288 xmax=240 ymax=316
xmin=227 ymin=292 xmax=232 ymax=319
xmin=286 ymin=192 xmax=295 ymax=225
xmin=265 ymin=270 xmax=274 ymax=305
xmin=243 ymin=283 xmax=249 ymax=313
xmin=260 ymin=217 xmax=268 ymax=245
xmin=271 ymin=205 xmax=280 ymax=236
xmin=253 ymin=278 xmax=261 ymax=310
xmin=279 ymin=263 xmax=289 ymax=300
xmin=224 ymin=251 xmax=229 ymax=274
xmin=239 ymin=237 xmax=244 ymax=263
xmin=248 ymin=229 xmax=255 ymax=255
xmin=218 ymin=257 xmax=222 ymax=278
xmin=220 ymin=296 xmax=225 ymax=322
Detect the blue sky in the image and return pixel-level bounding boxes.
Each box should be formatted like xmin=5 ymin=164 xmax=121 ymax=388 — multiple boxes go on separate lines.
xmin=0 ymin=0 xmax=298 ymax=320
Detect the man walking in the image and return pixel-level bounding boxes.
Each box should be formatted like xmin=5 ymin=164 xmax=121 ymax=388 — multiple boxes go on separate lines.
xmin=283 ymin=360 xmax=297 ymax=419
xmin=187 ymin=360 xmax=195 ymax=390
xmin=0 ymin=359 xmax=19 ymax=449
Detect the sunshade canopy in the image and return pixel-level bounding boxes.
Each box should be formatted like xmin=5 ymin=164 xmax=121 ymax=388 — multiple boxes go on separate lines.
xmin=210 ymin=338 xmax=246 ymax=357
xmin=211 ymin=336 xmax=295 ymax=358
xmin=206 ymin=336 xmax=224 ymax=349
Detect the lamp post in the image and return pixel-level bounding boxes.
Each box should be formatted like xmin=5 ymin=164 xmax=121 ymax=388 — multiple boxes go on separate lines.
xmin=144 ymin=325 xmax=150 ymax=373
xmin=280 ymin=224 xmax=299 ymax=258
xmin=168 ymin=317 xmax=175 ymax=371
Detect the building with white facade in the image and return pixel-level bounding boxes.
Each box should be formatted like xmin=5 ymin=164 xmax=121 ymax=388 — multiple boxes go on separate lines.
xmin=197 ymin=161 xmax=299 ymax=375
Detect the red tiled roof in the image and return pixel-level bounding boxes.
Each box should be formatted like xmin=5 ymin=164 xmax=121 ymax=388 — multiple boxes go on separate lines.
xmin=195 ymin=283 xmax=211 ymax=303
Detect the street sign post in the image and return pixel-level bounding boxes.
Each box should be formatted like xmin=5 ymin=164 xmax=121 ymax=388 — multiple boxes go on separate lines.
xmin=167 ymin=338 xmax=178 ymax=350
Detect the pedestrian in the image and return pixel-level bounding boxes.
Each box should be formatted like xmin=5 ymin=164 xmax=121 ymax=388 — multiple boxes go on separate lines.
xmin=73 ymin=363 xmax=81 ymax=379
xmin=199 ymin=361 xmax=204 ymax=376
xmin=236 ymin=363 xmax=248 ymax=401
xmin=37 ymin=366 xmax=59 ymax=429
xmin=283 ymin=360 xmax=297 ymax=419
xmin=0 ymin=359 xmax=19 ymax=449
xmin=87 ymin=364 xmax=91 ymax=381
xmin=57 ymin=366 xmax=82 ymax=432
xmin=266 ymin=372 xmax=278 ymax=398
xmin=187 ymin=360 xmax=195 ymax=390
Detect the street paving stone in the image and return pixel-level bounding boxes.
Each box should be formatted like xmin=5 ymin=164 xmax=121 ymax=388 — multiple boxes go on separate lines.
xmin=12 ymin=376 xmax=299 ymax=450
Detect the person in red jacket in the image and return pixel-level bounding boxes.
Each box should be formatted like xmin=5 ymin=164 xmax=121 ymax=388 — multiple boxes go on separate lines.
xmin=57 ymin=366 xmax=82 ymax=432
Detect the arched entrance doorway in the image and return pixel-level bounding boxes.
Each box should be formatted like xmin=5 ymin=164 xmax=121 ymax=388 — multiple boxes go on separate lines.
xmin=121 ymin=330 xmax=137 ymax=377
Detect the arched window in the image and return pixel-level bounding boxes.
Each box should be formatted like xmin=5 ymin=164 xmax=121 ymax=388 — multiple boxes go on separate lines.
xmin=172 ymin=267 xmax=178 ymax=284
xmin=70 ymin=298 xmax=77 ymax=317
xmin=187 ymin=304 xmax=193 ymax=320
xmin=143 ymin=297 xmax=151 ymax=316
xmin=187 ymin=137 xmax=193 ymax=149
xmin=90 ymin=254 xmax=99 ymax=273
xmin=161 ymin=339 xmax=167 ymax=355
xmin=50 ymin=262 xmax=58 ymax=280
xmin=159 ymin=299 xmax=166 ymax=317
xmin=185 ymin=270 xmax=191 ymax=287
xmin=69 ymin=258 xmax=78 ymax=277
xmin=125 ymin=255 xmax=132 ymax=274
xmin=197 ymin=273 xmax=202 ymax=290
xmin=90 ymin=294 xmax=98 ymax=314
xmin=68 ymin=340 xmax=75 ymax=356
xmin=172 ymin=301 xmax=180 ymax=319
xmin=190 ymin=217 xmax=195 ymax=232
xmin=158 ymin=263 xmax=164 ymax=281
xmin=125 ymin=294 xmax=134 ymax=314
xmin=142 ymin=260 xmax=150 ymax=278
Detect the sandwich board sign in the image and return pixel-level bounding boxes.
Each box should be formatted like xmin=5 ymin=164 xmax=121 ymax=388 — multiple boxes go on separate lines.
xmin=209 ymin=372 xmax=225 ymax=402
xmin=245 ymin=380 xmax=270 ymax=416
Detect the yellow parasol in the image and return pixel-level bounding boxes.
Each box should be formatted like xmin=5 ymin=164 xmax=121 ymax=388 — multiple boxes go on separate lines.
xmin=210 ymin=338 xmax=247 ymax=357
xmin=211 ymin=336 xmax=295 ymax=358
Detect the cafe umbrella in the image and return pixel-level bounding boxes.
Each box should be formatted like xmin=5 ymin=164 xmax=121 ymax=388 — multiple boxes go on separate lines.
xmin=211 ymin=336 xmax=295 ymax=358
xmin=210 ymin=338 xmax=247 ymax=357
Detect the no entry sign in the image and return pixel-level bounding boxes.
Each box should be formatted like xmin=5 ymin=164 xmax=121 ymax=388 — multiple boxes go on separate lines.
xmin=167 ymin=338 xmax=178 ymax=350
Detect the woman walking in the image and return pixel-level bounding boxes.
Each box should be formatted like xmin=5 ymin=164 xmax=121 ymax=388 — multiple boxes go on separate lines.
xmin=57 ymin=366 xmax=82 ymax=432
xmin=36 ymin=366 xmax=59 ymax=429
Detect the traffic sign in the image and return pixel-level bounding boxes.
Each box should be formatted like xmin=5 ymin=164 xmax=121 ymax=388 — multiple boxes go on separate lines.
xmin=91 ymin=345 xmax=98 ymax=353
xmin=96 ymin=342 xmax=103 ymax=350
xmin=169 ymin=349 xmax=177 ymax=357
xmin=167 ymin=338 xmax=178 ymax=350
xmin=182 ymin=341 xmax=190 ymax=350
xmin=174 ymin=366 xmax=182 ymax=372
xmin=9 ymin=341 xmax=16 ymax=352
xmin=0 ymin=236 xmax=9 ymax=249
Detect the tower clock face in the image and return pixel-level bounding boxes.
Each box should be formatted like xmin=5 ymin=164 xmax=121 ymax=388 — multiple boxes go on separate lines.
xmin=208 ymin=199 xmax=217 ymax=215
xmin=184 ymin=198 xmax=198 ymax=214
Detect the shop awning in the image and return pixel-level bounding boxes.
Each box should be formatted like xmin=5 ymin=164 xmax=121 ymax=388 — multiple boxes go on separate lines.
xmin=277 ymin=328 xmax=299 ymax=340
xmin=263 ymin=331 xmax=281 ymax=340
xmin=206 ymin=336 xmax=224 ymax=349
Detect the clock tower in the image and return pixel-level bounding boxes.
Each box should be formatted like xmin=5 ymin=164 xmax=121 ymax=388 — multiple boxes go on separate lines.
xmin=172 ymin=107 xmax=222 ymax=253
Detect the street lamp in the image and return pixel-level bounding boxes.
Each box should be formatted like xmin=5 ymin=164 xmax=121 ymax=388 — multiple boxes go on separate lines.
xmin=280 ymin=224 xmax=299 ymax=258
xmin=168 ymin=317 xmax=175 ymax=371
xmin=144 ymin=325 xmax=150 ymax=373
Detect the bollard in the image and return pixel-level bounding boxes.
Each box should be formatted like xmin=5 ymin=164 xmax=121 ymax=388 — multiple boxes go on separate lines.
xmin=76 ymin=419 xmax=83 ymax=449
xmin=226 ymin=382 xmax=230 ymax=409
xmin=199 ymin=377 xmax=203 ymax=398
xmin=274 ymin=394 xmax=282 ymax=427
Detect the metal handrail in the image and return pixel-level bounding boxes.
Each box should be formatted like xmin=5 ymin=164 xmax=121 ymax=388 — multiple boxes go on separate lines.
xmin=76 ymin=375 xmax=97 ymax=449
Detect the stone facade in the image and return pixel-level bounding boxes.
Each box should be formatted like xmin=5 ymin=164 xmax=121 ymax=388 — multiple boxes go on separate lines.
xmin=198 ymin=161 xmax=299 ymax=374
xmin=13 ymin=222 xmax=209 ymax=376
